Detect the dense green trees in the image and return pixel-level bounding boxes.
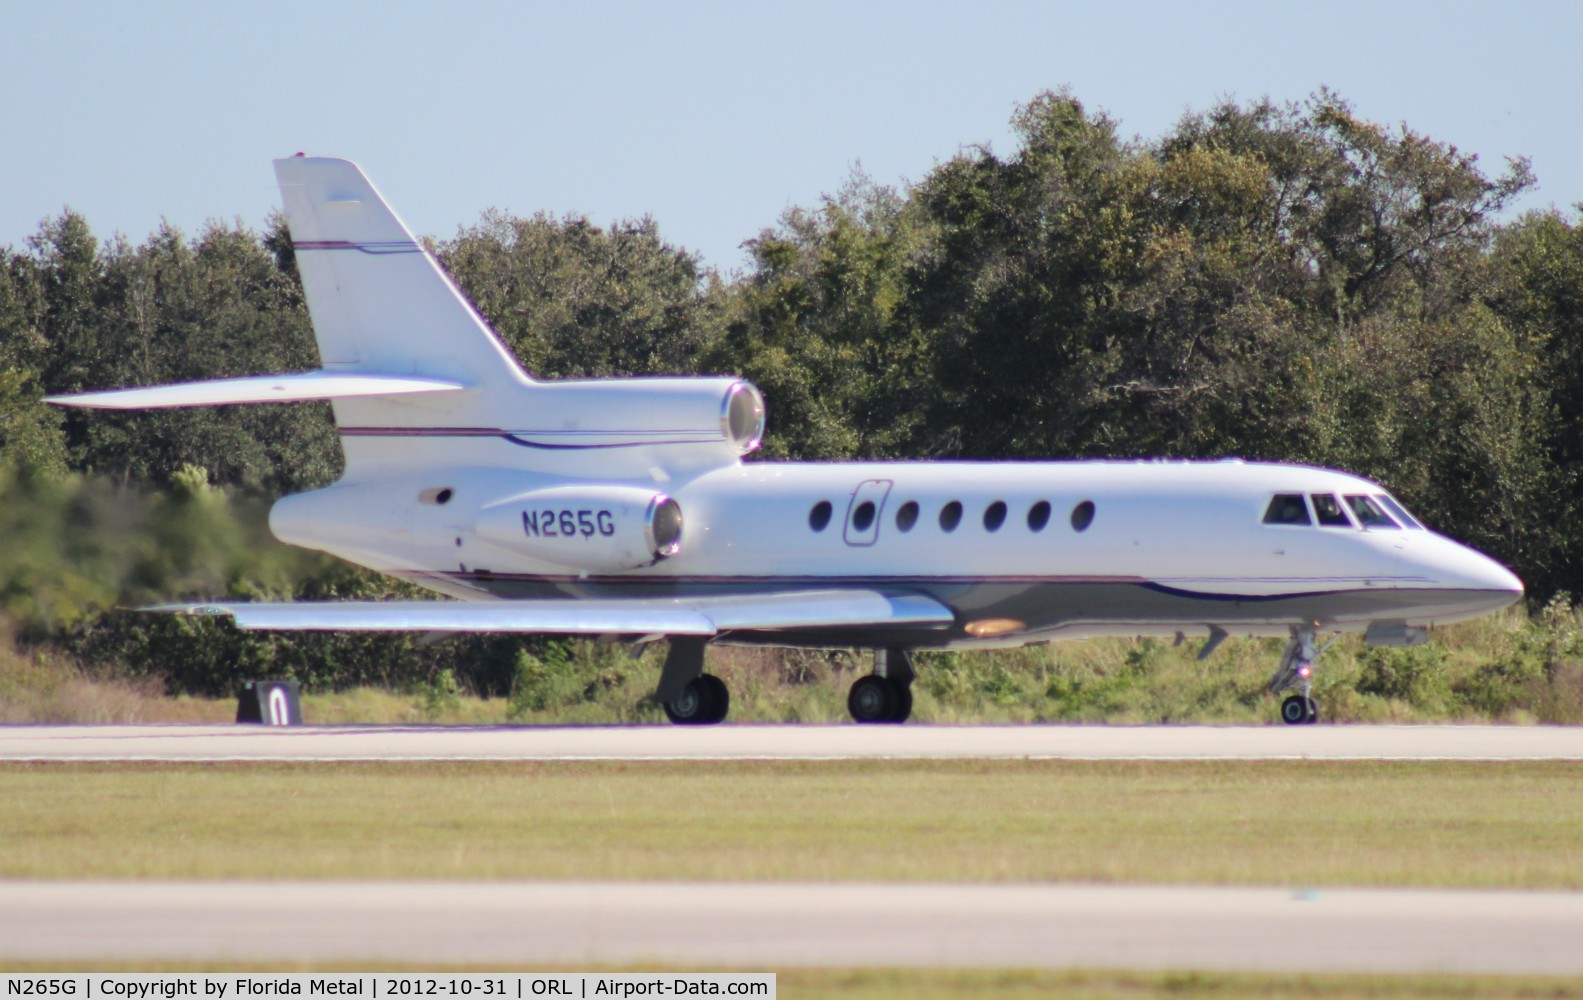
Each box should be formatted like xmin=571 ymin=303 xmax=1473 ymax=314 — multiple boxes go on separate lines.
xmin=1 ymin=213 xmax=337 ymax=492
xmin=719 ymin=91 xmax=1575 ymax=596
xmin=436 ymin=210 xmax=723 ymax=379
xmin=0 ymin=88 xmax=1581 ymax=695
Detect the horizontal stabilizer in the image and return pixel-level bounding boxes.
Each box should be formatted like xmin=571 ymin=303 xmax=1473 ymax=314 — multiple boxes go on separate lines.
xmin=148 ymin=590 xmax=954 ymax=636
xmin=44 ymin=372 xmax=468 ymax=409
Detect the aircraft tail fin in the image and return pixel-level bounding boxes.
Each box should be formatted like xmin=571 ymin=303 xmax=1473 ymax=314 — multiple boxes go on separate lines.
xmin=50 ymin=158 xmax=766 ymax=477
xmin=270 ymin=155 xmax=534 ymax=429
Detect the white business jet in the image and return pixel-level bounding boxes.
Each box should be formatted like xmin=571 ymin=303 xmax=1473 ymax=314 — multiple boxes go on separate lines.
xmin=48 ymin=157 xmax=1525 ymax=726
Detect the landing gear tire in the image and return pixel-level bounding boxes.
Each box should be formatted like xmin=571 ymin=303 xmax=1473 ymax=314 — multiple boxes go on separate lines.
xmin=664 ymin=674 xmax=729 ymax=725
xmin=890 ymin=683 xmax=913 ymax=724
xmin=1279 ymin=695 xmax=1309 ymax=726
xmin=699 ymin=673 xmax=729 ymax=723
xmin=848 ymin=675 xmax=910 ymax=724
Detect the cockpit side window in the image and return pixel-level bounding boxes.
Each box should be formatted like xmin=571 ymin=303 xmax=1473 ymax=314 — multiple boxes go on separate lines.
xmin=1263 ymin=494 xmax=1311 ymax=526
xmin=1310 ymin=493 xmax=1354 ymax=528
xmin=1376 ymin=494 xmax=1424 ymax=530
xmin=1345 ymin=494 xmax=1400 ymax=529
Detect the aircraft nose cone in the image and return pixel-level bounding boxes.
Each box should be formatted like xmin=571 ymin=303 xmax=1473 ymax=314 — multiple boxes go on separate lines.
xmin=1449 ymin=546 xmax=1524 ymax=609
xmin=1480 ymin=557 xmax=1525 ymax=604
xmin=1418 ymin=538 xmax=1525 ymax=618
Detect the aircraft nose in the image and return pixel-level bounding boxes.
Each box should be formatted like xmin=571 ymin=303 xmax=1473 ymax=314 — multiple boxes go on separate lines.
xmin=1446 ymin=544 xmax=1524 ymax=605
xmin=1478 ymin=555 xmax=1525 ymax=603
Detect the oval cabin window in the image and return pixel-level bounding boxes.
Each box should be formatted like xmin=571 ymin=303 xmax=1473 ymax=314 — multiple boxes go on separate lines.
xmin=809 ymin=500 xmax=833 ymax=532
xmin=852 ymin=500 xmax=876 ymax=532
xmin=939 ymin=501 xmax=963 ymax=533
xmin=896 ymin=500 xmax=920 ymax=533
xmin=1071 ymin=500 xmax=1096 ymax=532
xmin=1027 ymin=500 xmax=1051 ymax=532
xmin=983 ymin=501 xmax=1007 ymax=532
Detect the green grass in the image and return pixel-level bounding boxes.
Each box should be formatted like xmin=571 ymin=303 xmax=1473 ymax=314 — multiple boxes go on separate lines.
xmin=2 ymin=760 xmax=1581 ymax=887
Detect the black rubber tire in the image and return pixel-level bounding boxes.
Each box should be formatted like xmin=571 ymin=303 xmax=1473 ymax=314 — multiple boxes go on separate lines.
xmin=1303 ymin=695 xmax=1320 ymax=724
xmin=848 ymin=674 xmax=896 ymax=723
xmin=699 ymin=673 xmax=730 ymax=724
xmin=1280 ymin=694 xmax=1309 ymax=726
xmin=889 ymin=681 xmax=913 ymax=724
xmin=663 ymin=676 xmax=718 ymax=725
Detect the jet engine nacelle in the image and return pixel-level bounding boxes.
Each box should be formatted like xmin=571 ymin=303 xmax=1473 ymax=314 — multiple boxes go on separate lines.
xmin=527 ymin=378 xmax=766 ymax=456
xmin=474 ymin=485 xmax=683 ymax=573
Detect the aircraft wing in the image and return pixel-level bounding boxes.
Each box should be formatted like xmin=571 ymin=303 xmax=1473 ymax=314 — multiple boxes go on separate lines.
xmin=150 ymin=590 xmax=955 ymax=637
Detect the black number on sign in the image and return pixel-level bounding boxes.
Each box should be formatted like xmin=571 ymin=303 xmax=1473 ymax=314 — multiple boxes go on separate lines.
xmin=524 ymin=509 xmax=619 ymax=539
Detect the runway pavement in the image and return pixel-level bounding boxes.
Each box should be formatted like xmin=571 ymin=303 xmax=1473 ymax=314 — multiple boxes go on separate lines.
xmin=2 ymin=880 xmax=1581 ymax=973
xmin=3 ymin=722 xmax=1583 ymax=761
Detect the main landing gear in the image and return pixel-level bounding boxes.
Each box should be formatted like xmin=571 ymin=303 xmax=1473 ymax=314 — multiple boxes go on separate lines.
xmin=1267 ymin=626 xmax=1335 ymax=725
xmin=848 ymin=648 xmax=915 ymax=724
xmin=652 ymin=641 xmax=920 ymax=726
xmin=655 ymin=638 xmax=729 ymax=725
xmin=663 ymin=673 xmax=730 ymax=725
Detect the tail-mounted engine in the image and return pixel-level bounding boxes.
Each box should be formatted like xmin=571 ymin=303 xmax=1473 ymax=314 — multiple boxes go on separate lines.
xmin=519 ymin=378 xmax=766 ymax=457
xmin=474 ymin=485 xmax=683 ymax=572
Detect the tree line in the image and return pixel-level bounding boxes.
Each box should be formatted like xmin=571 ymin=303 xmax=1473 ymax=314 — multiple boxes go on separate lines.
xmin=1 ymin=89 xmax=1580 ymax=695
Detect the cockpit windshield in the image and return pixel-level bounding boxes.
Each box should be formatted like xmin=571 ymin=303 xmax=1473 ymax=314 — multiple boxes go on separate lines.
xmin=1345 ymin=494 xmax=1400 ymax=529
xmin=1263 ymin=491 xmax=1427 ymax=531
xmin=1263 ymin=494 xmax=1311 ymax=525
xmin=1310 ymin=493 xmax=1354 ymax=528
xmin=1375 ymin=494 xmax=1425 ymax=530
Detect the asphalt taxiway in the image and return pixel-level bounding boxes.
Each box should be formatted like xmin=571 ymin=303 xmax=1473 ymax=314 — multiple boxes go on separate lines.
xmin=3 ymin=722 xmax=1583 ymax=761
xmin=2 ymin=881 xmax=1581 ymax=973
xmin=6 ymin=726 xmax=1581 ymax=973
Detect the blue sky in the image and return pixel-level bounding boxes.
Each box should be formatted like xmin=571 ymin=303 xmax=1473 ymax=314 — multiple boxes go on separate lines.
xmin=4 ymin=1 xmax=1579 ymax=273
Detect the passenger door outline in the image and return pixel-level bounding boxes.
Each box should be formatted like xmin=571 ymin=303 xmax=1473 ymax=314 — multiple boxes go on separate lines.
xmin=843 ymin=479 xmax=893 ymax=547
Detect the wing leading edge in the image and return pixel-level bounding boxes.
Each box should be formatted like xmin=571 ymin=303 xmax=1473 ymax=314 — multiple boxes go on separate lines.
xmin=150 ymin=590 xmax=955 ymax=637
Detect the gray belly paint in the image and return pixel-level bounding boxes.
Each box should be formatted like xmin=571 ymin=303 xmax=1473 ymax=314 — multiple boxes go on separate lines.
xmin=404 ymin=573 xmax=1513 ymax=649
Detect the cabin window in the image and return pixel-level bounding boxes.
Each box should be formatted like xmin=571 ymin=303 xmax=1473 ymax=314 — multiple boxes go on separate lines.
xmin=896 ymin=500 xmax=920 ymax=533
xmin=940 ymin=501 xmax=963 ymax=533
xmin=983 ymin=500 xmax=1008 ymax=532
xmin=1376 ymin=494 xmax=1424 ymax=530
xmin=1027 ymin=500 xmax=1051 ymax=532
xmin=1263 ymin=494 xmax=1311 ymax=525
xmin=852 ymin=500 xmax=877 ymax=532
xmin=419 ymin=487 xmax=454 ymax=505
xmin=1071 ymin=500 xmax=1095 ymax=532
xmin=1345 ymin=494 xmax=1400 ymax=529
xmin=809 ymin=500 xmax=833 ymax=532
xmin=1311 ymin=493 xmax=1354 ymax=528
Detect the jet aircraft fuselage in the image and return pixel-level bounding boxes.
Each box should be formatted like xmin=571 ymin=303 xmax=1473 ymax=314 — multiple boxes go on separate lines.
xmin=271 ymin=457 xmax=1521 ymax=651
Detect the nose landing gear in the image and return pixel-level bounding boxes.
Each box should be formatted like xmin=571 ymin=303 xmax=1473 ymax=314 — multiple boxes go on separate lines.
xmin=1269 ymin=627 xmax=1333 ymax=725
